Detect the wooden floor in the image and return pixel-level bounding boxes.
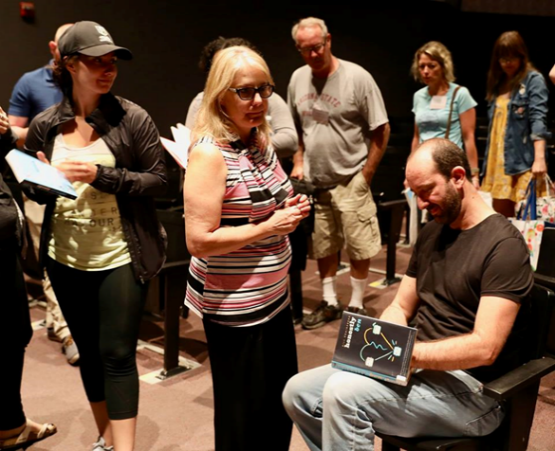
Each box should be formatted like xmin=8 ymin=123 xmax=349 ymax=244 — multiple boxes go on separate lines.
xmin=18 ymin=242 xmax=555 ymax=450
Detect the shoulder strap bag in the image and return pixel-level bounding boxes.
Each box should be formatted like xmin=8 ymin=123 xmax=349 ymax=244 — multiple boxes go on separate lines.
xmin=444 ymin=86 xmax=461 ymax=141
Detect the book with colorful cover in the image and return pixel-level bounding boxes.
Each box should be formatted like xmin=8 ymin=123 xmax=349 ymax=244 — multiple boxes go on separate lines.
xmin=332 ymin=311 xmax=417 ymax=386
xmin=5 ymin=149 xmax=77 ymax=200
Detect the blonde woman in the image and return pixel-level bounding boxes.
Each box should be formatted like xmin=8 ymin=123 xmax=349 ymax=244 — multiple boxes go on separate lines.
xmin=183 ymin=46 xmax=310 ymax=451
xmin=411 ymin=41 xmax=480 ymax=188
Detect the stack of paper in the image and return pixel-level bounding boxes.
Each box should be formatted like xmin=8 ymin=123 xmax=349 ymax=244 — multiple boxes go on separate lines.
xmin=160 ymin=123 xmax=191 ymax=169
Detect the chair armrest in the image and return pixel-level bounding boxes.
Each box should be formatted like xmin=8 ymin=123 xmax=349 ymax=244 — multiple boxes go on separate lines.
xmin=482 ymin=356 xmax=555 ymax=400
xmin=375 ymin=431 xmax=480 ymax=450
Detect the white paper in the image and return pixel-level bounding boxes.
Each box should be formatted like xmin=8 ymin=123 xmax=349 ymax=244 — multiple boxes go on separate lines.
xmin=160 ymin=123 xmax=191 ymax=169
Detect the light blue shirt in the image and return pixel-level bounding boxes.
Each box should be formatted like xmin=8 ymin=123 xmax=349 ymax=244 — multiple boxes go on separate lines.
xmin=412 ymin=82 xmax=477 ymax=149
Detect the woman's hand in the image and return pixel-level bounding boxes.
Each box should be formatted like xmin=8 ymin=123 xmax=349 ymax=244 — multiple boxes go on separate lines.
xmin=531 ymin=159 xmax=547 ymax=177
xmin=0 ymin=107 xmax=9 ymax=135
xmin=55 ymin=161 xmax=98 ymax=183
xmin=290 ymin=163 xmax=304 ymax=180
xmin=266 ymin=204 xmax=305 ymax=236
xmin=38 ymin=152 xmax=98 ymax=184
xmin=472 ymin=175 xmax=480 ymax=190
xmin=285 ymin=193 xmax=311 ymax=217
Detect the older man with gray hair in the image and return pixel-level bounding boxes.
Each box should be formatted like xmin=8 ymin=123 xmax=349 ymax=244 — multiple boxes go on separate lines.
xmin=288 ymin=17 xmax=390 ymax=329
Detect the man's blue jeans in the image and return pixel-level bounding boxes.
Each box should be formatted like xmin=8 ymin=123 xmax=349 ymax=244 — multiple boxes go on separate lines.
xmin=282 ymin=364 xmax=504 ymax=451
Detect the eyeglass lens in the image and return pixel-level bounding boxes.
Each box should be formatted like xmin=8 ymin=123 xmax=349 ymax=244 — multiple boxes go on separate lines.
xmin=237 ymin=85 xmax=274 ymax=100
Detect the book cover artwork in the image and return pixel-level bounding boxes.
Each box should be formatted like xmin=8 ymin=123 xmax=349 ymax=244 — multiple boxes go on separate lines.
xmin=332 ymin=312 xmax=417 ymax=386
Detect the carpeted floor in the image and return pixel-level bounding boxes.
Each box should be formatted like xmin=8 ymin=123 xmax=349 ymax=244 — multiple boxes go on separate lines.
xmin=19 ymin=243 xmax=555 ymax=450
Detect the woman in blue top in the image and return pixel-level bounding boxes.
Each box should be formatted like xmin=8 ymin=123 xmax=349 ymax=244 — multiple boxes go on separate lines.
xmin=481 ymin=31 xmax=549 ymax=217
xmin=411 ymin=41 xmax=480 ymax=188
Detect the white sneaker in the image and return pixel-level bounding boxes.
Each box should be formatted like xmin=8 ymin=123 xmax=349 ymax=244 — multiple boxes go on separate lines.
xmin=92 ymin=436 xmax=113 ymax=451
xmin=62 ymin=336 xmax=80 ymax=366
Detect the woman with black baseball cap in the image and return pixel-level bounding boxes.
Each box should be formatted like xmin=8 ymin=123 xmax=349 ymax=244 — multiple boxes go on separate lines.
xmin=23 ymin=21 xmax=167 ymax=451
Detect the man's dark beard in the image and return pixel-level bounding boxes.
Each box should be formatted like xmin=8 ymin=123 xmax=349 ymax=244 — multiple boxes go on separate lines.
xmin=429 ymin=183 xmax=461 ymax=225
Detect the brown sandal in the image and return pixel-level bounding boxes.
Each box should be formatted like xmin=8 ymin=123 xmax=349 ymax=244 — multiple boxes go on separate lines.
xmin=0 ymin=421 xmax=57 ymax=450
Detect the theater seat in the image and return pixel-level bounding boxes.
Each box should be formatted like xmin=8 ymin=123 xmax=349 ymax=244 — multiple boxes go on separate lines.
xmin=377 ymin=283 xmax=555 ymax=451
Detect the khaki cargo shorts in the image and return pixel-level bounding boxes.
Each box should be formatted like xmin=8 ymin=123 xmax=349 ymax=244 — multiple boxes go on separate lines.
xmin=310 ymin=171 xmax=381 ymax=261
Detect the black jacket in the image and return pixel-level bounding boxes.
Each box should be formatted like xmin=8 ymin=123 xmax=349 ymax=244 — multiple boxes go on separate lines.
xmin=24 ymin=93 xmax=167 ymax=282
xmin=0 ymin=128 xmax=23 ymax=246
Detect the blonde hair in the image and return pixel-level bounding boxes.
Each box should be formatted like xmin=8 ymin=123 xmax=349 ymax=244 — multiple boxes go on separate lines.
xmin=291 ymin=17 xmax=328 ymax=43
xmin=194 ymin=46 xmax=273 ymax=145
xmin=410 ymin=41 xmax=455 ymax=83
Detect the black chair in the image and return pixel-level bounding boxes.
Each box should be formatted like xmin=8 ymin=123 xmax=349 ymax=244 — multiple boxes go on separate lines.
xmin=154 ymin=207 xmax=191 ymax=378
xmin=372 ymin=145 xmax=410 ymax=285
xmin=377 ymin=283 xmax=555 ymax=451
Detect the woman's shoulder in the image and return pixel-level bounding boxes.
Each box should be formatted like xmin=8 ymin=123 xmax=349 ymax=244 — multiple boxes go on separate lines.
xmin=30 ymin=101 xmax=64 ymax=129
xmin=523 ymin=69 xmax=547 ymax=87
xmin=414 ymin=86 xmax=429 ymax=98
xmin=413 ymin=86 xmax=429 ymax=105
xmin=115 ymin=96 xmax=152 ymax=119
xmin=191 ymin=136 xmax=230 ymax=158
xmin=25 ymin=102 xmax=63 ymax=148
xmin=451 ymin=83 xmax=476 ymax=105
xmin=188 ymin=138 xmax=227 ymax=172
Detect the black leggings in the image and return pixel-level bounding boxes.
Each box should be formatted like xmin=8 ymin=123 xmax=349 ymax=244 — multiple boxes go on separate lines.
xmin=0 ymin=245 xmax=32 ymax=430
xmin=46 ymin=258 xmax=148 ymax=420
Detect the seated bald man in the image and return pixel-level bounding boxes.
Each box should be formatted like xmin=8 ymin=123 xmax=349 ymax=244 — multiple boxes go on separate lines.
xmin=282 ymin=138 xmax=533 ymax=451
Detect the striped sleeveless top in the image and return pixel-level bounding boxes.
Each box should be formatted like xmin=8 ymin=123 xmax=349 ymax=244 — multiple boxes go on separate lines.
xmin=185 ymin=134 xmax=293 ymax=326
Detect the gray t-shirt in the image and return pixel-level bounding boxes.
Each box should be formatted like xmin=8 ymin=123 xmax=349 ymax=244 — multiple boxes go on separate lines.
xmin=287 ymin=59 xmax=388 ymax=187
xmin=185 ymin=91 xmax=298 ymax=158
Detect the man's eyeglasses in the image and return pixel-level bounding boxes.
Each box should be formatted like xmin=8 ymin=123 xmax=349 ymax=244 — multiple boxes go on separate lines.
xmin=297 ymin=39 xmax=327 ymax=55
xmin=228 ymin=84 xmax=275 ymax=101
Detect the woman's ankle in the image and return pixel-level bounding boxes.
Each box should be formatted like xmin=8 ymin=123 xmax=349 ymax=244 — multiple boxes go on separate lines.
xmin=0 ymin=421 xmax=26 ymax=439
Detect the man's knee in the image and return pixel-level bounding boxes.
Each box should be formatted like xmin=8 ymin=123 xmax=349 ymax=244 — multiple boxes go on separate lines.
xmin=322 ymin=371 xmax=363 ymax=410
xmin=282 ymin=373 xmax=310 ymax=419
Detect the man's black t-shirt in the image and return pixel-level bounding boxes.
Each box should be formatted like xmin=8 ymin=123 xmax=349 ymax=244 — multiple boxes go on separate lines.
xmin=406 ymin=213 xmax=534 ymax=382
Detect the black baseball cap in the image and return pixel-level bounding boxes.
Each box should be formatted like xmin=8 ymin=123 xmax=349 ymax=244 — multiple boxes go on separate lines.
xmin=58 ymin=21 xmax=133 ymax=60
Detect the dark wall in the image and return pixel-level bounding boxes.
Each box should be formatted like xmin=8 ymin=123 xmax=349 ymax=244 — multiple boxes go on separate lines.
xmin=1 ymin=1 xmax=555 ymax=138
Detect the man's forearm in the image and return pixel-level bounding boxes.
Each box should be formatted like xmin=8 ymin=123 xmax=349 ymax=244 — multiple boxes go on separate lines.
xmin=413 ymin=333 xmax=500 ymax=371
xmin=11 ymin=125 xmax=27 ymax=149
xmin=362 ymin=122 xmax=390 ymax=183
xmin=293 ymin=145 xmax=304 ymax=165
xmin=379 ymin=303 xmax=409 ymax=326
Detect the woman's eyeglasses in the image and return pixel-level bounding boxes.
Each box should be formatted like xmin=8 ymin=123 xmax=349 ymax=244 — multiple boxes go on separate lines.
xmin=228 ymin=84 xmax=275 ymax=101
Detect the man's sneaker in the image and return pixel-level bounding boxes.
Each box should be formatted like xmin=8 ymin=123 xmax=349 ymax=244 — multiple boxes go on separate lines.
xmin=62 ymin=336 xmax=80 ymax=366
xmin=346 ymin=306 xmax=369 ymax=316
xmin=301 ymin=301 xmax=343 ymax=330
xmin=92 ymin=436 xmax=113 ymax=451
